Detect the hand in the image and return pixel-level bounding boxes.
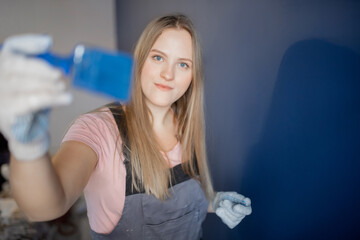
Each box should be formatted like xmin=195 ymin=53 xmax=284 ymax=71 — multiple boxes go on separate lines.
xmin=0 ymin=34 xmax=72 ymax=161
xmin=212 ymin=191 xmax=252 ymax=229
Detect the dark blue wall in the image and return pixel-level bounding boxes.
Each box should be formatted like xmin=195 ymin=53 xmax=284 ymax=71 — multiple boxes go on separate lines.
xmin=115 ymin=1 xmax=360 ymax=239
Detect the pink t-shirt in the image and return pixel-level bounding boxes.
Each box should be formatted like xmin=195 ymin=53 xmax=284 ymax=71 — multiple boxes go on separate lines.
xmin=62 ymin=108 xmax=182 ymax=234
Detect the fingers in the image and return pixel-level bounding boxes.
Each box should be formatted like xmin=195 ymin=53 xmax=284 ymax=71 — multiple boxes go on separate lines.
xmin=2 ymin=34 xmax=52 ymax=55
xmin=220 ymin=199 xmax=252 ymax=217
xmin=241 ymin=197 xmax=251 ymax=207
xmin=220 ymin=200 xmax=243 ymax=218
xmin=220 ymin=201 xmax=243 ymax=221
xmin=216 ymin=207 xmax=242 ymax=229
xmin=0 ymin=52 xmax=72 ymax=116
xmin=233 ymin=203 xmax=252 ymax=215
xmin=11 ymin=92 xmax=73 ymax=116
xmin=221 ymin=192 xmax=244 ymax=204
xmin=221 ymin=192 xmax=252 ymax=207
xmin=222 ymin=199 xmax=252 ymax=215
xmin=215 ymin=199 xmax=251 ymax=229
xmin=215 ymin=208 xmax=237 ymax=229
xmin=0 ymin=76 xmax=66 ymax=93
xmin=0 ymin=90 xmax=72 ymax=117
xmin=0 ymin=53 xmax=62 ymax=80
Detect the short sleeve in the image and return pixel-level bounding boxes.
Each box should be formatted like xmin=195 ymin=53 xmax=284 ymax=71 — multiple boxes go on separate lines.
xmin=62 ymin=109 xmax=127 ymax=233
xmin=63 ymin=114 xmax=99 ymax=157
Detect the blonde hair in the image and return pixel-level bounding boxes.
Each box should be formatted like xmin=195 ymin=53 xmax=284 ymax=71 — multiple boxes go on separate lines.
xmin=121 ymin=14 xmax=214 ymax=200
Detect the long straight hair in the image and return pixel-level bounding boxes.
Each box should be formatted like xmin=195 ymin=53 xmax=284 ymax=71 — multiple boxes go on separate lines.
xmin=122 ymin=14 xmax=214 ymax=200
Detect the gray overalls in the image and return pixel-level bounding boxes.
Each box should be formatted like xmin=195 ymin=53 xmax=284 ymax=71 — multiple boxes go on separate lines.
xmin=90 ymin=104 xmax=209 ymax=240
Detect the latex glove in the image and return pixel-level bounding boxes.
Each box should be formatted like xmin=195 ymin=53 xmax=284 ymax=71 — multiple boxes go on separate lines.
xmin=213 ymin=191 xmax=252 ymax=229
xmin=0 ymin=34 xmax=72 ymax=161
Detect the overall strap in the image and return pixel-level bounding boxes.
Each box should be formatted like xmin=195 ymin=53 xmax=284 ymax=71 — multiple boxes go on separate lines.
xmin=106 ymin=102 xmax=193 ymax=196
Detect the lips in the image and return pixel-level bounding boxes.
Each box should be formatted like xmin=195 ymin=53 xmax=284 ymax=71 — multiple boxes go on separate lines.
xmin=154 ymin=83 xmax=173 ymax=91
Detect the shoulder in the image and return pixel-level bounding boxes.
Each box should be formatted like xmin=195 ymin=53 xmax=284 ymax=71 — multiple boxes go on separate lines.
xmin=62 ymin=107 xmax=120 ymax=159
xmin=66 ymin=107 xmax=118 ymax=136
xmin=76 ymin=107 xmax=115 ymax=127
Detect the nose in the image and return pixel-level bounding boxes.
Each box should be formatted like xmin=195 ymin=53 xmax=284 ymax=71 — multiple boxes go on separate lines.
xmin=160 ymin=63 xmax=174 ymax=81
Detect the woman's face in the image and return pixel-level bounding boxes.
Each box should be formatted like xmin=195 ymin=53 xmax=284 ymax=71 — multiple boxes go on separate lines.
xmin=140 ymin=28 xmax=193 ymax=109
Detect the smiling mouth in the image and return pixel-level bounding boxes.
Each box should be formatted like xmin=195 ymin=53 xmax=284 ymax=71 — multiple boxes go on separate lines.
xmin=155 ymin=83 xmax=173 ymax=91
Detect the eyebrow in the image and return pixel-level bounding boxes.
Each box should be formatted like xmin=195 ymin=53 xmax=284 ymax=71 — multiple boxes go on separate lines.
xmin=150 ymin=49 xmax=193 ymax=63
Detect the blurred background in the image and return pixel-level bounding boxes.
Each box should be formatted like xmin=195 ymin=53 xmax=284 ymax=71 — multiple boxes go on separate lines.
xmin=1 ymin=0 xmax=360 ymax=239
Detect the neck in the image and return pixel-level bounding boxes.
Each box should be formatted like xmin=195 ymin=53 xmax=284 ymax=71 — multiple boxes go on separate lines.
xmin=145 ymin=101 xmax=173 ymax=129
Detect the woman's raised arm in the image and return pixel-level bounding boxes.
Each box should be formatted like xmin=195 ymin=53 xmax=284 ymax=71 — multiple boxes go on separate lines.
xmin=10 ymin=141 xmax=97 ymax=221
xmin=0 ymin=34 xmax=96 ymax=221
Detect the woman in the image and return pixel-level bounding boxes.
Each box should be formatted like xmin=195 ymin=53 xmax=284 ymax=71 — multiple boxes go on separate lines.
xmin=0 ymin=14 xmax=251 ymax=239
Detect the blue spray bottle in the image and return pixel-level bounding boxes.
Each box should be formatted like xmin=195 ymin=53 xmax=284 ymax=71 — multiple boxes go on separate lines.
xmin=35 ymin=44 xmax=133 ymax=101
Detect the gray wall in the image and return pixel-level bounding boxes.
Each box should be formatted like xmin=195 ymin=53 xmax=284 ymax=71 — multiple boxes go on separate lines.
xmin=115 ymin=0 xmax=360 ymax=239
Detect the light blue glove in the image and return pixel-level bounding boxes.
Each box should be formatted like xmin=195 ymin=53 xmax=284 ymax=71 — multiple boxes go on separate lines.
xmin=212 ymin=191 xmax=252 ymax=229
xmin=0 ymin=34 xmax=72 ymax=161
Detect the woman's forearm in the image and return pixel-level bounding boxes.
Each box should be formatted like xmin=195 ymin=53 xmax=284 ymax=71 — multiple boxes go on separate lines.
xmin=9 ymin=153 xmax=67 ymax=221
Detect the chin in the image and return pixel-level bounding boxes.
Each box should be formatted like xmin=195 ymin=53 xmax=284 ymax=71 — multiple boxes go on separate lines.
xmin=152 ymin=101 xmax=173 ymax=108
xmin=145 ymin=97 xmax=173 ymax=108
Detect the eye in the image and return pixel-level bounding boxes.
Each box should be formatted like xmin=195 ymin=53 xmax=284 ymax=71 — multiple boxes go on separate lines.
xmin=152 ymin=55 xmax=163 ymax=61
xmin=179 ymin=62 xmax=189 ymax=69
